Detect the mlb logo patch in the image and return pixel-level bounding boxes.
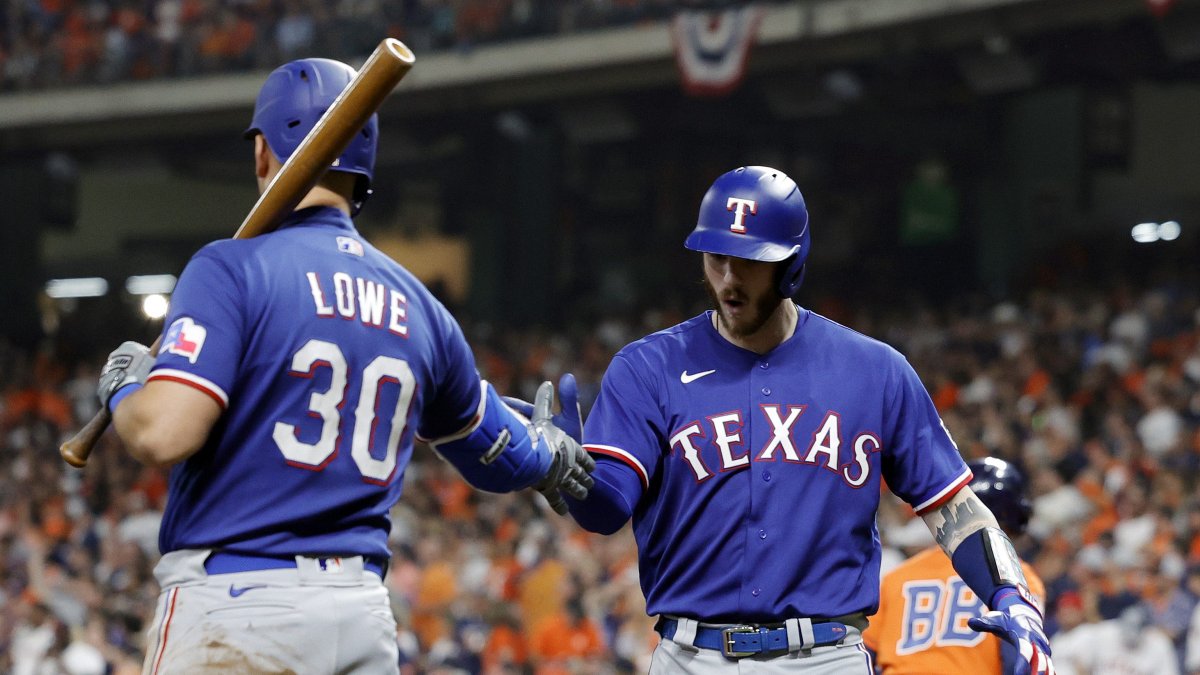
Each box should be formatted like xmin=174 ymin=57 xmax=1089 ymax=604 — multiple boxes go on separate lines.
xmin=336 ymin=236 xmax=364 ymax=257
xmin=319 ymin=557 xmax=344 ymax=573
xmin=162 ymin=317 xmax=207 ymax=364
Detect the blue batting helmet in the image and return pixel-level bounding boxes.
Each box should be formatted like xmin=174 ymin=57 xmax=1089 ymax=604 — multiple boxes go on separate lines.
xmin=967 ymin=458 xmax=1032 ymax=537
xmin=245 ymin=57 xmax=378 ymax=215
xmin=684 ymin=166 xmax=811 ymax=297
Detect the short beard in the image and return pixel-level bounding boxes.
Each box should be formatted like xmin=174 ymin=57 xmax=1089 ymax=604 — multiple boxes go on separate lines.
xmin=703 ymin=277 xmax=782 ymax=338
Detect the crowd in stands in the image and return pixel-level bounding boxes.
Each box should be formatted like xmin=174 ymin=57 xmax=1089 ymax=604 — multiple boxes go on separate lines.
xmin=0 ymin=0 xmax=780 ymax=92
xmin=1 ymin=269 xmax=1199 ymax=674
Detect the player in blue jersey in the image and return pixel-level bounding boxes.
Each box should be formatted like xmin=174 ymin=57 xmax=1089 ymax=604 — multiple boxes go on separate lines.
xmin=93 ymin=57 xmax=592 ymax=674
xmin=562 ymin=166 xmax=1055 ymax=673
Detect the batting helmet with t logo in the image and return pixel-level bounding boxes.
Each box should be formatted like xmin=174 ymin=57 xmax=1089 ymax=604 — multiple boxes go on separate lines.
xmin=684 ymin=166 xmax=811 ymax=297
xmin=245 ymin=58 xmax=378 ymax=215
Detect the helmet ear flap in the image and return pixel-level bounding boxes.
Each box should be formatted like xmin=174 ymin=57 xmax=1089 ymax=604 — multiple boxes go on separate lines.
xmin=777 ymin=255 xmax=806 ymax=297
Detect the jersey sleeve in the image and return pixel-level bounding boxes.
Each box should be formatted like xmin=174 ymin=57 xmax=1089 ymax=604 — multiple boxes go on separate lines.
xmin=581 ymin=353 xmax=664 ymax=496
xmin=146 ymin=249 xmax=246 ymax=408
xmin=415 ymin=302 xmax=483 ymax=441
xmin=879 ymin=354 xmax=972 ymax=515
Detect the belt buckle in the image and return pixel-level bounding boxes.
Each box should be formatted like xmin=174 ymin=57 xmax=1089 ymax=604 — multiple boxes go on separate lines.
xmin=721 ymin=625 xmax=759 ymax=658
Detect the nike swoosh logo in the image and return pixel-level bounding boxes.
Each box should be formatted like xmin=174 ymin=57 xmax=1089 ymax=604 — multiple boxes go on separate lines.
xmin=680 ymin=369 xmax=717 ymax=384
xmin=228 ymin=584 xmax=266 ymax=598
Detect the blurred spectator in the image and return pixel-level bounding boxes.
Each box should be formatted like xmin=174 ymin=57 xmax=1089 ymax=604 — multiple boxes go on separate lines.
xmin=1049 ymin=591 xmax=1092 ymax=671
xmin=1052 ymin=603 xmax=1179 ymax=675
xmin=527 ymin=596 xmax=606 ymax=674
xmin=0 ymin=0 xmax=760 ymax=92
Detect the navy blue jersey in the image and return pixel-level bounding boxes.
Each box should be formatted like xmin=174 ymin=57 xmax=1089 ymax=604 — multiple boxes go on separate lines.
xmin=581 ymin=308 xmax=971 ymax=623
xmin=148 ymin=207 xmax=481 ymax=560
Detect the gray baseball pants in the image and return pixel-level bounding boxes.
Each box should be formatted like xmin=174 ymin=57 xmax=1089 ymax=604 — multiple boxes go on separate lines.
xmin=142 ymin=549 xmax=398 ymax=675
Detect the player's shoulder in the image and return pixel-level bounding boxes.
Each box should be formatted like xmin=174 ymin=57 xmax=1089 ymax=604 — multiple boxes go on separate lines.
xmin=187 ymin=238 xmax=245 ymax=273
xmin=191 ymin=230 xmax=276 ymax=263
xmin=803 ymin=309 xmax=897 ymax=351
xmin=802 ymin=309 xmax=908 ymax=363
xmin=613 ymin=313 xmax=711 ymax=364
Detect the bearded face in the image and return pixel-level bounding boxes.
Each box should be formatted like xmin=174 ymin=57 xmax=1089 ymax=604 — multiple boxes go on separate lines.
xmin=702 ymin=254 xmax=785 ymax=339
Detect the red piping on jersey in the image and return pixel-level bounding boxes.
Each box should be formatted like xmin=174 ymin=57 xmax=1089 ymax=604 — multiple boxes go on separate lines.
xmin=151 ymin=587 xmax=178 ymax=675
xmin=585 ymin=444 xmax=649 ymax=490
xmin=914 ymin=470 xmax=974 ymax=516
xmin=147 ymin=374 xmax=228 ymax=409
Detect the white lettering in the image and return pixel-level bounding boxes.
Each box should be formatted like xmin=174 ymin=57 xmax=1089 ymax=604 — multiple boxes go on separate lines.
xmin=389 ymin=291 xmax=408 ymax=337
xmin=710 ymin=412 xmax=748 ymax=470
xmin=357 ymin=278 xmax=386 ymax=327
xmin=306 ymin=272 xmax=334 ymax=317
xmin=333 ymin=272 xmax=356 ymax=319
xmin=842 ymin=433 xmax=880 ymax=487
xmin=757 ymin=405 xmax=805 ymax=461
xmin=804 ymin=412 xmax=841 ymax=470
xmin=305 ymin=272 xmax=411 ymax=336
xmin=670 ymin=424 xmax=711 ymax=481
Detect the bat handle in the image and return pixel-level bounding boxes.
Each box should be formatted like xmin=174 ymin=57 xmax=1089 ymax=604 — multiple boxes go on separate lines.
xmin=60 ymin=407 xmax=112 ymax=468
xmin=61 ymin=335 xmax=162 ymax=468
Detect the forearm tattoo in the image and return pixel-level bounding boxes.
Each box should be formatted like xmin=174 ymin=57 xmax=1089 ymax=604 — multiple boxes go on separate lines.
xmin=924 ymin=489 xmax=997 ymax=556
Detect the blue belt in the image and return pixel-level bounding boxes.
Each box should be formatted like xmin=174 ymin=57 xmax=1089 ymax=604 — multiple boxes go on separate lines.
xmin=659 ymin=617 xmax=851 ymax=658
xmin=204 ymin=551 xmax=387 ymax=578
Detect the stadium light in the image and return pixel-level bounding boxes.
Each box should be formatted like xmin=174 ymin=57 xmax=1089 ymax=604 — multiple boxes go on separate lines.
xmin=142 ymin=294 xmax=170 ymax=319
xmin=45 ymin=277 xmax=108 ymax=298
xmin=1131 ymin=221 xmax=1183 ymax=243
xmin=1132 ymin=223 xmax=1159 ymax=243
xmin=125 ymin=274 xmax=177 ymax=295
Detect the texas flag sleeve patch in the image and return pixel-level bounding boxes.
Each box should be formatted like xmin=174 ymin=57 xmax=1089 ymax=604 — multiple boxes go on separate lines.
xmin=161 ymin=317 xmax=207 ymax=364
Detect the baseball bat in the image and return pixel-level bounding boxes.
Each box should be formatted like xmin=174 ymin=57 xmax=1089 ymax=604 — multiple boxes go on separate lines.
xmin=60 ymin=38 xmax=416 ymax=468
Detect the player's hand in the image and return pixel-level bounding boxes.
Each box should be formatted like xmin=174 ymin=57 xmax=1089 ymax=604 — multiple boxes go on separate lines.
xmin=529 ymin=380 xmax=594 ymax=515
xmin=969 ymin=589 xmax=1055 ymax=675
xmin=503 ymin=373 xmax=582 ymax=445
xmin=97 ymin=341 xmax=154 ymax=412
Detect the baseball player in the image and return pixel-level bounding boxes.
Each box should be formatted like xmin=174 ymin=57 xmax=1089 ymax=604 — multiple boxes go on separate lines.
xmin=864 ymin=457 xmax=1047 ymax=674
xmin=95 ymin=57 xmax=592 ymax=674
xmin=562 ymin=166 xmax=1055 ymax=673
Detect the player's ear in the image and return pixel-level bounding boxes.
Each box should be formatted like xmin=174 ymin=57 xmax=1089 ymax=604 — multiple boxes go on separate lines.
xmin=253 ymin=134 xmax=271 ymax=180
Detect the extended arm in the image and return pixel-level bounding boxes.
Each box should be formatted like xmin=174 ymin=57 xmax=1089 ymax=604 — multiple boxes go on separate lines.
xmin=921 ymin=486 xmax=1055 ymax=675
xmin=426 ymin=379 xmax=593 ymax=510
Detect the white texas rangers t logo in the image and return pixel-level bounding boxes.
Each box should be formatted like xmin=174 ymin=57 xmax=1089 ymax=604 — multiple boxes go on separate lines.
xmin=726 ymin=197 xmax=758 ymax=233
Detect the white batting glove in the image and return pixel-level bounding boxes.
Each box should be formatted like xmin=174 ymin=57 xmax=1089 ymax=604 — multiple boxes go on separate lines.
xmin=528 ymin=380 xmax=595 ymax=514
xmin=98 ymin=341 xmax=153 ymax=412
xmin=969 ymin=588 xmax=1056 ymax=675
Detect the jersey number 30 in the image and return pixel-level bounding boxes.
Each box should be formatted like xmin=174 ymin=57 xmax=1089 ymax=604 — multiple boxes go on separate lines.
xmin=272 ymin=339 xmax=415 ymax=484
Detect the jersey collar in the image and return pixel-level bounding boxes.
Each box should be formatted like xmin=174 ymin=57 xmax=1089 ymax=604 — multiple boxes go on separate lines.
xmin=703 ymin=303 xmax=810 ymax=359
